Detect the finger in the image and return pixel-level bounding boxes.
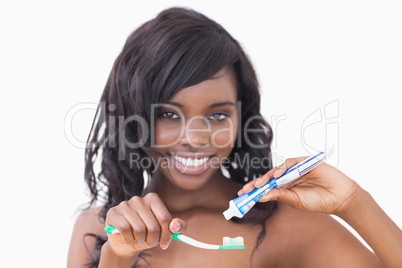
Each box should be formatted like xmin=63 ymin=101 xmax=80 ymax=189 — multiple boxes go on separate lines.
xmin=130 ymin=196 xmax=161 ymax=248
xmin=281 ymin=176 xmax=308 ymax=190
xmin=117 ymin=201 xmax=147 ymax=245
xmin=273 ymin=157 xmax=309 ymax=179
xmin=259 ymin=187 xmax=301 ymax=209
xmin=237 ymin=189 xmax=245 ymax=196
xmin=254 ymin=166 xmax=281 ymax=188
xmin=147 ymin=193 xmax=173 ymax=250
xmin=241 ymin=180 xmax=258 ymax=194
xmin=169 ymin=218 xmax=187 ymax=234
xmin=239 ymin=157 xmax=309 ymax=196
xmin=239 ymin=167 xmax=281 ymax=195
xmin=105 ymin=206 xmax=135 ymax=244
xmin=121 ymin=208 xmax=147 ymax=245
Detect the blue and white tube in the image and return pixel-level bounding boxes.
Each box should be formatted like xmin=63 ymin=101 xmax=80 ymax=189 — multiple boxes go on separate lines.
xmin=223 ymin=148 xmax=333 ymax=220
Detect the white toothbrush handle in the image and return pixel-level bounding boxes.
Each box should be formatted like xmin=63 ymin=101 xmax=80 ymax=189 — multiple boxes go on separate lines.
xmin=174 ymin=234 xmax=220 ymax=250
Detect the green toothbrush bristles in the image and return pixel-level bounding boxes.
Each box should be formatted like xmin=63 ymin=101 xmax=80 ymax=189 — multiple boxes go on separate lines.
xmin=219 ymin=245 xmax=245 ymax=249
xmin=220 ymin=236 xmax=245 ymax=249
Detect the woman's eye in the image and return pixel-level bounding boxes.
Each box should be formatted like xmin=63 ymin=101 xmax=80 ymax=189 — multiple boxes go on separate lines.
xmin=161 ymin=111 xmax=179 ymax=119
xmin=160 ymin=111 xmax=228 ymax=121
xmin=209 ymin=113 xmax=228 ymax=121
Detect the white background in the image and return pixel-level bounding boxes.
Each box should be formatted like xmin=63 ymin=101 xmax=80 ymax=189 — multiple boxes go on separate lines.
xmin=1 ymin=1 xmax=401 ymax=267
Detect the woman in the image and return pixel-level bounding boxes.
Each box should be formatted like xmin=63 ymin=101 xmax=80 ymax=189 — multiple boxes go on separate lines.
xmin=68 ymin=7 xmax=401 ymax=267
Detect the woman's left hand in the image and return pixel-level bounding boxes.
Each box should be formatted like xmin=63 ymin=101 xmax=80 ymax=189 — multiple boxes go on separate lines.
xmin=238 ymin=156 xmax=361 ymax=215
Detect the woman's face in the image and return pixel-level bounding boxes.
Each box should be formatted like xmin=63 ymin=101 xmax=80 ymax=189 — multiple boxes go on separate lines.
xmin=152 ymin=67 xmax=239 ymax=191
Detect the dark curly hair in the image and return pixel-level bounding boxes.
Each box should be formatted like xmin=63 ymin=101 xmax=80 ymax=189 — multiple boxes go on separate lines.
xmin=83 ymin=7 xmax=277 ymax=267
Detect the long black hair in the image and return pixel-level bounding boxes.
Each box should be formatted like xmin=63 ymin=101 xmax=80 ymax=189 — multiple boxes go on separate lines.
xmin=84 ymin=7 xmax=277 ymax=267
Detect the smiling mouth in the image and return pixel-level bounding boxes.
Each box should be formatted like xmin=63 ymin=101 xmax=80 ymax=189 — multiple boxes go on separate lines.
xmin=168 ymin=153 xmax=217 ymax=175
xmin=171 ymin=154 xmax=212 ymax=167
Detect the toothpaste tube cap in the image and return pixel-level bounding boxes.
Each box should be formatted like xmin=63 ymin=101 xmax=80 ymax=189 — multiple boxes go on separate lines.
xmin=223 ymin=200 xmax=244 ymax=220
xmin=223 ymin=208 xmax=233 ymax=220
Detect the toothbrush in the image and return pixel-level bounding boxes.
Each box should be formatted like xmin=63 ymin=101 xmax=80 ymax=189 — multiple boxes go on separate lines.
xmin=104 ymin=225 xmax=245 ymax=250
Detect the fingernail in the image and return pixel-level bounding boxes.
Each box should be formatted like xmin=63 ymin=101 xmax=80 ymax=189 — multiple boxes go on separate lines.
xmin=238 ymin=189 xmax=244 ymax=196
xmin=274 ymin=169 xmax=280 ymax=177
xmin=160 ymin=243 xmax=169 ymax=250
xmin=172 ymin=222 xmax=181 ymax=232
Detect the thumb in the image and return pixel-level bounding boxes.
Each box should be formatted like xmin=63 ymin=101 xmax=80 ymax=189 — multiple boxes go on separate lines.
xmin=169 ymin=218 xmax=187 ymax=234
xmin=260 ymin=188 xmax=301 ymax=207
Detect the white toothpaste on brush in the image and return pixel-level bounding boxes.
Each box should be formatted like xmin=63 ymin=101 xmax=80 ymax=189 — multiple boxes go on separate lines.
xmin=223 ymin=148 xmax=333 ymax=220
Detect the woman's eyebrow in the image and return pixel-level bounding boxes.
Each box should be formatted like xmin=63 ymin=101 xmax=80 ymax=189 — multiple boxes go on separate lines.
xmin=208 ymin=101 xmax=235 ymax=108
xmin=164 ymin=101 xmax=235 ymax=108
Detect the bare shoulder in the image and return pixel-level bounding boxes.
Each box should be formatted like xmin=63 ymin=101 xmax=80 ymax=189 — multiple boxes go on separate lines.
xmin=73 ymin=206 xmax=105 ymax=236
xmin=257 ymin=202 xmax=382 ymax=267
xmin=67 ymin=206 xmax=106 ymax=268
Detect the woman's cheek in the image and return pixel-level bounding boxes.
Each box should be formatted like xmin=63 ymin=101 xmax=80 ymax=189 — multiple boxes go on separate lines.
xmin=154 ymin=122 xmax=183 ymax=147
xmin=211 ymin=120 xmax=238 ymax=150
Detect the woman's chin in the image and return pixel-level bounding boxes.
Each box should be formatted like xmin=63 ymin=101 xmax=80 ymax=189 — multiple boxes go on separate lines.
xmin=167 ymin=165 xmax=222 ymax=191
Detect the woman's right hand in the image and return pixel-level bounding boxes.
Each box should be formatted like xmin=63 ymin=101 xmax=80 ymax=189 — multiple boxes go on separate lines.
xmin=104 ymin=192 xmax=187 ymax=258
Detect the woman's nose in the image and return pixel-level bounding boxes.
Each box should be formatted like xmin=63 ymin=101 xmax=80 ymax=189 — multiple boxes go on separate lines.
xmin=179 ymin=117 xmax=210 ymax=148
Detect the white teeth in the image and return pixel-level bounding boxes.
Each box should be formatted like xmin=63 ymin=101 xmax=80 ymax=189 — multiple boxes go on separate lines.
xmin=172 ymin=155 xmax=210 ymax=167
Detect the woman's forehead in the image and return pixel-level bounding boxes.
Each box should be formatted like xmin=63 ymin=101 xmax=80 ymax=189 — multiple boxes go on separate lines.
xmin=167 ymin=70 xmax=238 ymax=106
